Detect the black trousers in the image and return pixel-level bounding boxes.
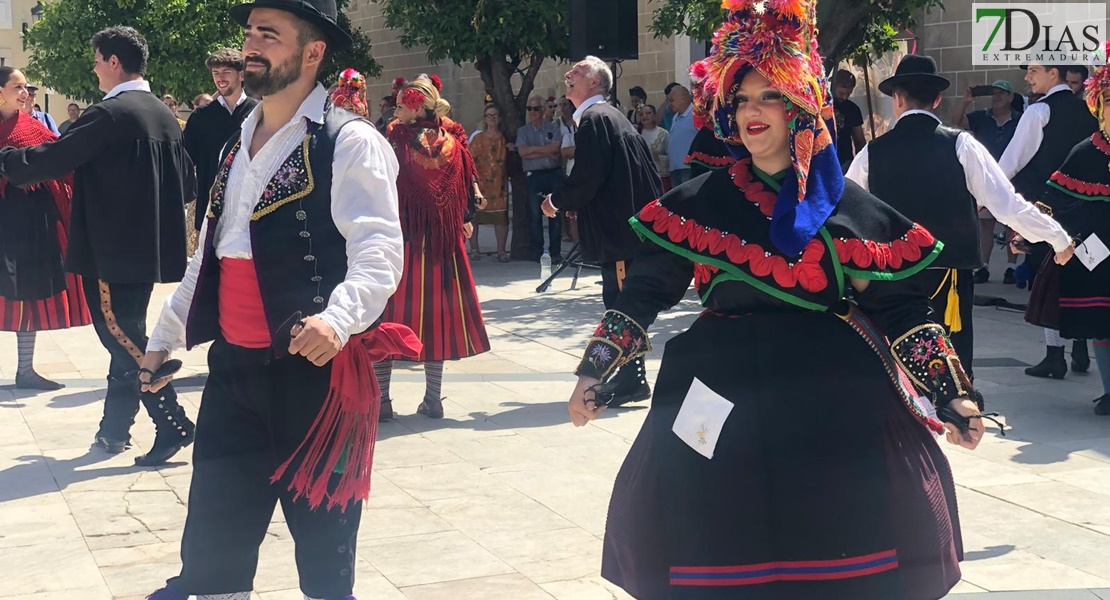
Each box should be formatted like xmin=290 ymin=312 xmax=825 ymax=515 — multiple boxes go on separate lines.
xmin=82 ymin=278 xmax=178 ymax=440
xmin=601 ymin=260 xmax=647 ymax=391
xmin=169 ymin=339 xmax=361 ymax=598
xmin=922 ymin=268 xmax=976 ymax=378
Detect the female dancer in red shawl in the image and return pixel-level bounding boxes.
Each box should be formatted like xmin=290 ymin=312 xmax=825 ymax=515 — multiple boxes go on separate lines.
xmin=0 ymin=66 xmax=91 ymax=390
xmin=375 ymin=75 xmax=490 ymax=420
xmin=330 ymin=67 xmax=368 ymax=117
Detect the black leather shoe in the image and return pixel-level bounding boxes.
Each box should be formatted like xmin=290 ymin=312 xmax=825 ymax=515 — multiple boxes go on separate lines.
xmin=15 ymin=371 xmax=64 ymax=391
xmin=134 ymin=394 xmax=195 ymax=466
xmin=1024 ymin=346 xmax=1067 ymax=379
xmin=972 ymin=268 xmax=990 ymax=284
xmin=609 ymin=382 xmax=652 ymax=408
xmin=1094 ymin=394 xmax=1110 ymax=416
xmin=379 ymin=399 xmax=394 ymax=422
xmin=1071 ymin=340 xmax=1090 ymax=373
xmin=1002 ymin=268 xmax=1016 ymax=284
xmin=134 ymin=427 xmax=195 ymax=466
xmin=417 ymin=397 xmax=444 ymax=419
xmin=94 ymin=434 xmax=132 ymax=454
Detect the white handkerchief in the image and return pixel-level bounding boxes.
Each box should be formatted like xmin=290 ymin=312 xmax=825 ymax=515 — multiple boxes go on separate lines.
xmin=1076 ymin=233 xmax=1109 ymax=272
xmin=672 ymin=377 xmax=734 ymax=459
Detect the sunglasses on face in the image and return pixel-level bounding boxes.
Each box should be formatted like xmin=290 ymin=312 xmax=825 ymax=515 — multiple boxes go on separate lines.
xmin=526 ymin=106 xmax=543 ymax=112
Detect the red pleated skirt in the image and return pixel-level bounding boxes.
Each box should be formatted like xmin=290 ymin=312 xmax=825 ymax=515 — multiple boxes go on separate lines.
xmin=0 ymin=272 xmax=91 ymax=332
xmin=379 ymin=230 xmax=490 ymax=362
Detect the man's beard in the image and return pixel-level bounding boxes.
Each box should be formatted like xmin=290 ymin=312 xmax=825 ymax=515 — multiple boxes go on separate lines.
xmin=218 ymin=83 xmax=242 ymax=98
xmin=243 ymin=53 xmax=303 ymax=97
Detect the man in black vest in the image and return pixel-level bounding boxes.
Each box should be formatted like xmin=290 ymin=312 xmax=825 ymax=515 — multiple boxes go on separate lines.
xmin=999 ymin=59 xmax=1099 ymax=378
xmin=0 ymin=26 xmax=195 ymax=465
xmin=542 ymin=56 xmax=663 ymax=407
xmin=140 ymin=1 xmax=406 ymax=597
xmin=846 ymin=55 xmax=1073 ymax=401
xmin=182 ymin=47 xmax=259 ymax=231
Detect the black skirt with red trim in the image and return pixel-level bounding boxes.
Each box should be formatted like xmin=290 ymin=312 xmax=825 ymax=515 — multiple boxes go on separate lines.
xmin=601 ymin=312 xmax=962 ymax=600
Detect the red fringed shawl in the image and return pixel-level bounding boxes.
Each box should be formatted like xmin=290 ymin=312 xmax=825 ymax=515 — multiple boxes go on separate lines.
xmin=0 ymin=112 xmax=73 ymax=221
xmin=386 ymin=117 xmax=478 ymax=255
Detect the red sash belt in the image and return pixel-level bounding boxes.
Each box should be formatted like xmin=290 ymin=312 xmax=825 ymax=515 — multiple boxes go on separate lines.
xmin=218 ymin=258 xmax=270 ymax=349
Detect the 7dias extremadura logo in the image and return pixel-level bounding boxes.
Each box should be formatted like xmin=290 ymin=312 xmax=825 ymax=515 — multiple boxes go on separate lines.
xmin=973 ymin=3 xmax=1106 ymax=66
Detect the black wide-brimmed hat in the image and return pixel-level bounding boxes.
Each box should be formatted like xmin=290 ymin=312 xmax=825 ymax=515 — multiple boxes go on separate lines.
xmin=231 ymin=0 xmax=352 ymax=51
xmin=878 ymin=54 xmax=951 ymax=96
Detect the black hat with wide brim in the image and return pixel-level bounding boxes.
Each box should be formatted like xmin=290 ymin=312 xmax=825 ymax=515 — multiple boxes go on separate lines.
xmin=877 ymin=54 xmax=951 ymax=96
xmin=231 ymin=0 xmax=353 ymax=52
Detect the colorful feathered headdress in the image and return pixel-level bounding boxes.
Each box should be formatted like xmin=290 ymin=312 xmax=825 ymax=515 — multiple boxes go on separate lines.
xmin=331 ymin=68 xmax=367 ymax=117
xmin=689 ymin=0 xmax=842 ymax=258
xmin=1085 ymin=40 xmax=1110 ymax=125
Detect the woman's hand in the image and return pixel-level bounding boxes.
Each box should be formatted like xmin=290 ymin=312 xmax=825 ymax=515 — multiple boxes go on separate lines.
xmin=475 ymin=195 xmax=488 ymax=210
xmin=463 ymin=222 xmax=474 ymax=238
xmin=569 ymin=375 xmax=603 ymax=427
xmin=138 ymin=350 xmax=172 ymax=393
xmin=942 ymin=396 xmax=984 ymax=450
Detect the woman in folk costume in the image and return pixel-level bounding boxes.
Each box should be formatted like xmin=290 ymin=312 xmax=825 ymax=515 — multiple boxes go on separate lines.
xmin=1035 ymin=46 xmax=1110 ymax=413
xmin=0 ymin=66 xmax=91 ymax=390
xmin=564 ymin=1 xmax=996 ymax=598
xmin=329 ymin=67 xmax=368 ymax=117
xmin=375 ymin=76 xmax=490 ymax=420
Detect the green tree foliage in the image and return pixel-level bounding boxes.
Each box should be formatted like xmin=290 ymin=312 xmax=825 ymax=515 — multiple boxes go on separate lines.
xmin=23 ymin=0 xmax=378 ymax=105
xmin=651 ymin=0 xmax=943 ymax=67
xmin=374 ymin=0 xmax=570 ymax=259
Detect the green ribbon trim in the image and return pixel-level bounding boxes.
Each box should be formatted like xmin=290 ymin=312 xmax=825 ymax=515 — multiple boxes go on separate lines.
xmin=840 ymin=240 xmax=945 ymax=281
xmin=629 ymin=217 xmax=831 ymax=312
xmin=1046 ymin=180 xmax=1110 ymax=202
xmin=820 ymin=227 xmax=846 ymax=298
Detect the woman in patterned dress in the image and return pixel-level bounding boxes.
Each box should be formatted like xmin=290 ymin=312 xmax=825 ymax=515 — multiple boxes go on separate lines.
xmin=0 ymin=67 xmax=91 ymax=389
xmin=469 ymin=102 xmax=511 ymax=262
xmin=374 ymin=75 xmax=490 ymax=420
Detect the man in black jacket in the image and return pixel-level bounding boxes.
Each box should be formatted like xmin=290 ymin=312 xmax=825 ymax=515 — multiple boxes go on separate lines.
xmin=183 ymin=47 xmax=259 ymax=230
xmin=0 ymin=26 xmax=195 ymax=466
xmin=543 ymin=56 xmax=663 ymax=406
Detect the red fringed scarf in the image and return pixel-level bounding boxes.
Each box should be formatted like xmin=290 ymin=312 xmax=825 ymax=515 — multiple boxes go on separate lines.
xmin=271 ymin=322 xmax=423 ymax=511
xmin=387 ymin=117 xmax=477 ymax=255
xmin=0 ymin=112 xmax=73 ymax=215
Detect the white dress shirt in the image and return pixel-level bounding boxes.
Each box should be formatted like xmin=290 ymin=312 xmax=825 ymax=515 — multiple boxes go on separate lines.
xmin=997 ymin=84 xmax=1072 ymax=179
xmin=216 ymin=91 xmax=249 ymax=113
xmin=148 ymin=84 xmax=403 ymax=353
xmin=846 ymin=109 xmax=1071 ymax=252
xmin=103 ymin=79 xmax=152 ymax=100
xmin=572 ymin=95 xmax=607 ymax=126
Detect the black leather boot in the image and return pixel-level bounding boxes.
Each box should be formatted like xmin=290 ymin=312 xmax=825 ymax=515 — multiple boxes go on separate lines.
xmin=1024 ymin=345 xmax=1067 ymax=380
xmin=1094 ymin=393 xmax=1110 ymax=416
xmin=609 ymin=357 xmax=652 ymax=408
xmin=134 ymin=390 xmax=195 ymax=466
xmin=1071 ymin=340 xmax=1091 ymax=373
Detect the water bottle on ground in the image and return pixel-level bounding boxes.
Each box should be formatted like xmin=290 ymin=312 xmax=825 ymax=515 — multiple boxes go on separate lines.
xmin=540 ymin=250 xmax=552 ymax=284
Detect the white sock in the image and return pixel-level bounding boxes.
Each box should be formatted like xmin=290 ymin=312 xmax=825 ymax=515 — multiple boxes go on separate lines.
xmin=1045 ymin=328 xmax=1064 ymax=347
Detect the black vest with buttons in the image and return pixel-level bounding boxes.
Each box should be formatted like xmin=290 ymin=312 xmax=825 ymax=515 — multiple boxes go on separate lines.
xmin=185 ymin=106 xmax=363 ymax=350
xmin=867 ymin=113 xmax=981 ymax=270
xmin=1012 ymin=89 xmax=1098 ymax=200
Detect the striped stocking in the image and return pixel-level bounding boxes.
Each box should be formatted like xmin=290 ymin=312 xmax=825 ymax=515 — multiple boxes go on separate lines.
xmin=425 ymin=361 xmax=444 ymax=402
xmin=373 ymin=360 xmax=393 ymax=401
xmin=16 ymin=331 xmax=35 ymax=375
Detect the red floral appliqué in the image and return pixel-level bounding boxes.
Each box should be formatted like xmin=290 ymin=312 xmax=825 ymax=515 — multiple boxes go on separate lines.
xmin=638 ymin=199 xmax=829 ymax=293
xmin=728 ymin=158 xmax=778 ymax=217
xmin=833 ymin=224 xmax=935 ymax=271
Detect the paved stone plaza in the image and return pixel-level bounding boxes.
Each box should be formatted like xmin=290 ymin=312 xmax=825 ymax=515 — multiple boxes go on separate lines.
xmin=2 ymin=248 xmax=1110 ymax=599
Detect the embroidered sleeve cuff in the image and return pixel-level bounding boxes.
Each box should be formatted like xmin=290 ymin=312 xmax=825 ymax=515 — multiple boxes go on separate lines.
xmin=891 ymin=324 xmax=975 ymax=407
xmin=574 ymin=310 xmax=651 ymax=382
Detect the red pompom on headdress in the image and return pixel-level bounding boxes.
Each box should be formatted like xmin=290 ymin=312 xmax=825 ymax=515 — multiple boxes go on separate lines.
xmin=391 ymin=77 xmax=407 ymax=97
xmin=401 ymin=87 xmax=425 ymax=110
xmin=429 ymin=74 xmax=442 ymax=91
xmin=330 ymin=67 xmax=368 ymax=117
xmin=1085 ymin=40 xmax=1110 ymax=120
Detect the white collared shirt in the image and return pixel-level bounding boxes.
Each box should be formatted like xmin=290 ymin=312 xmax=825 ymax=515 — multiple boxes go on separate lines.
xmin=997 ymin=83 xmax=1073 ymax=179
xmin=217 ymin=91 xmax=249 ymax=113
xmin=846 ymin=109 xmax=1071 ymax=252
xmin=103 ymin=79 xmax=151 ymax=100
xmin=148 ymin=83 xmax=403 ymax=352
xmin=572 ymin=94 xmax=607 ymax=126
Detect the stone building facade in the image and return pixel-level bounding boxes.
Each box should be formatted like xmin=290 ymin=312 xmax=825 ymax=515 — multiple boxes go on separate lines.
xmin=344 ymin=0 xmax=702 ymax=133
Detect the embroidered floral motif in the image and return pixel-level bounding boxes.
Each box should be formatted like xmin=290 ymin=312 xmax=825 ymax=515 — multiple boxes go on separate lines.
xmin=891 ymin=324 xmax=973 ymax=407
xmin=833 ymin=225 xmax=936 ymax=271
xmin=207 ymin=140 xmax=242 ymax=218
xmin=251 ymin=135 xmax=315 ymax=220
xmin=637 ymin=199 xmax=829 ymax=293
xmin=575 ymin=310 xmax=652 ymax=382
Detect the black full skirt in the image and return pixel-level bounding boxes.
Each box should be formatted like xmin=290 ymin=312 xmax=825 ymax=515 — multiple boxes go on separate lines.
xmin=601 ymin=311 xmax=963 ymax=600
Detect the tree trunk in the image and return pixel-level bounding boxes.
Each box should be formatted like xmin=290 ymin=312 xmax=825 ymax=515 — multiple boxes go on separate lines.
xmin=817 ymin=0 xmax=880 ymax=67
xmin=476 ymin=52 xmax=546 ymax=261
